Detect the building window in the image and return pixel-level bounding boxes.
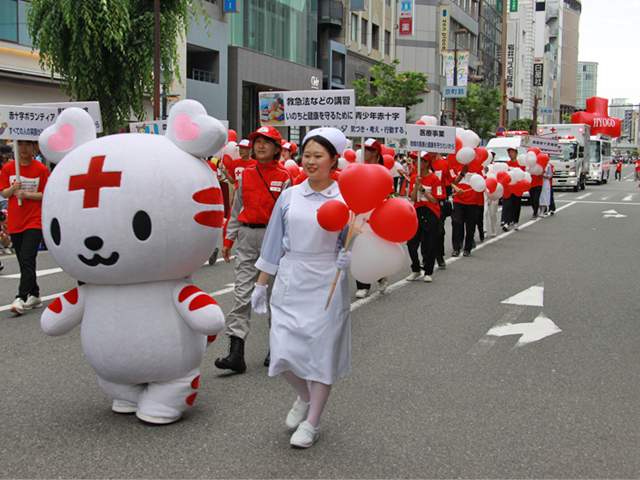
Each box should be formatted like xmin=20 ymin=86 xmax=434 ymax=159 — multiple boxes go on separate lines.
xmin=351 ymin=13 xmax=358 ymax=42
xmin=187 ymin=45 xmax=219 ymax=84
xmin=0 ymin=0 xmax=32 ymax=46
xmin=361 ymin=18 xmax=368 ymax=45
xmin=332 ymin=51 xmax=345 ymax=86
xmin=384 ymin=30 xmax=391 ymax=56
xmin=371 ymin=24 xmax=379 ymax=50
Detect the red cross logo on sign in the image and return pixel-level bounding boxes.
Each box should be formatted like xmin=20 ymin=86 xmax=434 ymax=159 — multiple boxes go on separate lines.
xmin=68 ymin=155 xmax=122 ymax=208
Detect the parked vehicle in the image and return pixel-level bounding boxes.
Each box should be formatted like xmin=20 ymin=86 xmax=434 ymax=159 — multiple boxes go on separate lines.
xmin=588 ymin=134 xmax=613 ymax=184
xmin=537 ymin=124 xmax=590 ymax=192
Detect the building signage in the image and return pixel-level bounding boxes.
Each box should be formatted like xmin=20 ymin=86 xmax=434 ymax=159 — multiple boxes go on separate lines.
xmin=533 ymin=58 xmax=544 ymax=87
xmin=224 ymin=0 xmax=238 ymax=13
xmin=130 ymin=120 xmax=168 ymax=135
xmin=407 ymin=125 xmax=457 ymax=153
xmin=439 ymin=7 xmax=449 ymax=53
xmin=310 ymin=76 xmax=320 ymax=89
xmin=260 ymin=90 xmax=356 ymax=127
xmin=506 ymin=23 xmax=517 ymax=99
xmin=510 ymin=0 xmax=518 ymax=11
xmin=457 ymin=51 xmax=469 ymax=86
xmin=0 ymin=105 xmax=58 ymax=141
xmin=444 ymin=52 xmax=455 ymax=86
xmin=346 ymin=107 xmax=406 ymax=138
xmin=27 ymin=101 xmax=103 ymax=133
xmin=399 ymin=0 xmax=414 ymax=36
xmin=443 ymin=86 xmax=468 ymax=98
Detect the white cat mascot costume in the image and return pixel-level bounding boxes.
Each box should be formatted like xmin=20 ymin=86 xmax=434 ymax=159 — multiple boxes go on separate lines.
xmin=39 ymin=100 xmax=227 ymax=425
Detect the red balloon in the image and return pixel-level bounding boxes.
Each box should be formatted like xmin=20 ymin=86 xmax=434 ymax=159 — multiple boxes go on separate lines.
xmin=455 ymin=137 xmax=463 ymax=153
xmin=496 ymin=170 xmax=511 ymax=186
xmin=338 ymin=163 xmax=394 ymax=214
xmin=536 ymin=153 xmax=549 ymax=168
xmin=344 ymin=149 xmax=356 ymax=163
xmin=382 ymin=154 xmax=395 ymax=170
xmin=415 ymin=120 xmax=426 ymax=125
xmin=502 ymin=184 xmax=512 ymax=198
xmin=485 ymin=177 xmax=498 ymax=194
xmin=369 ymin=198 xmax=418 ymax=243
xmin=285 ymin=164 xmax=300 ymax=179
xmin=382 ymin=147 xmax=395 ymax=157
xmin=527 ymin=147 xmax=541 ymax=156
xmin=511 ymin=181 xmax=525 ymax=197
xmin=228 ymin=129 xmax=237 ymax=143
xmin=446 ymin=153 xmax=461 ymax=169
xmin=474 ymin=147 xmax=489 ymax=163
xmin=222 ymin=154 xmax=233 ymax=171
xmin=317 ymin=200 xmax=350 ymax=232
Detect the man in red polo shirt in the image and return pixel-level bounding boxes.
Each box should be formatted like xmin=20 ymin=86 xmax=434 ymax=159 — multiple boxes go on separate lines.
xmin=218 ymin=126 xmax=291 ymax=373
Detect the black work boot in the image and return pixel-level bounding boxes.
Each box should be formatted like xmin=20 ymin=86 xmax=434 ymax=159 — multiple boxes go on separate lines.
xmin=214 ymin=336 xmax=246 ymax=373
xmin=263 ymin=350 xmax=270 ymax=367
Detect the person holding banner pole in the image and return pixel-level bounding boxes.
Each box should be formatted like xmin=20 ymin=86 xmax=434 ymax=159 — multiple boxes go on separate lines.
xmin=0 ymin=139 xmax=50 ymax=314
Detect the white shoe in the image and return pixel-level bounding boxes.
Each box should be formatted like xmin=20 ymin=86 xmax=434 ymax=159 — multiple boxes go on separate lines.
xmin=112 ymin=400 xmax=138 ymax=414
xmin=285 ymin=397 xmax=310 ymax=429
xmin=378 ymin=277 xmax=388 ymax=293
xmin=136 ymin=411 xmax=181 ymax=425
xmin=3 ymin=248 xmax=12 ymax=255
xmin=355 ymin=289 xmax=368 ymax=298
xmin=514 ymin=223 xmax=519 ymax=231
xmin=290 ymin=420 xmax=319 ymax=448
xmin=23 ymin=295 xmax=43 ymax=310
xmin=10 ymin=297 xmax=24 ymax=315
xmin=423 ymin=275 xmax=433 ymax=283
xmin=405 ymin=272 xmax=421 ymax=281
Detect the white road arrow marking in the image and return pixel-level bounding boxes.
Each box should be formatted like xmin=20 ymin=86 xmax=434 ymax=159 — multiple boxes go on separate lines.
xmin=602 ymin=209 xmax=627 ymax=218
xmin=501 ymin=283 xmax=544 ymax=307
xmin=486 ymin=312 xmax=562 ymax=348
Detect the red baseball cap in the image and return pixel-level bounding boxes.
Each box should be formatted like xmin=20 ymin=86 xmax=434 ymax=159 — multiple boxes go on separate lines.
xmin=420 ymin=151 xmax=433 ymax=162
xmin=408 ymin=151 xmax=418 ymax=159
xmin=249 ymin=126 xmax=283 ymax=145
xmin=364 ymin=138 xmax=382 ymax=154
xmin=282 ymin=142 xmax=297 ymax=153
xmin=238 ymin=139 xmax=252 ymax=148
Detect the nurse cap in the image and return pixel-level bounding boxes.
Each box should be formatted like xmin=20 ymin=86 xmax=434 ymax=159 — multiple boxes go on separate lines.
xmin=302 ymin=127 xmax=347 ymax=156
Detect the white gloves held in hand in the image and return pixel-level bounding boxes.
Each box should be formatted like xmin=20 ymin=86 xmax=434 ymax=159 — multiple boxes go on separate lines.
xmin=336 ymin=248 xmax=351 ymax=271
xmin=251 ymin=283 xmax=268 ymax=314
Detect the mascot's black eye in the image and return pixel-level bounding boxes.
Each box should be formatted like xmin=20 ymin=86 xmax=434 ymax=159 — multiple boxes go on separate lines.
xmin=50 ymin=218 xmax=61 ymax=246
xmin=132 ymin=211 xmax=152 ymax=241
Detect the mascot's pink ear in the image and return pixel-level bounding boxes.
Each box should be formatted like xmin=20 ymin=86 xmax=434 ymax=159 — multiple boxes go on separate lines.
xmin=39 ymin=108 xmax=97 ymax=164
xmin=165 ymin=99 xmax=227 ymax=159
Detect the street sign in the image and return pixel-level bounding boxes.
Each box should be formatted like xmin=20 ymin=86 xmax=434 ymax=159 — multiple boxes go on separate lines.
xmin=443 ymin=86 xmax=467 ymax=98
xmin=224 ymin=0 xmax=238 ymax=12
xmin=533 ymin=59 xmax=544 ymax=87
xmin=539 ymin=108 xmax=553 ymax=114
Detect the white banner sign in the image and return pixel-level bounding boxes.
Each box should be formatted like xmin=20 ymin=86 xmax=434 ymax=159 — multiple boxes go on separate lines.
xmin=0 ymin=105 xmax=58 ymax=140
xmin=26 ymin=101 xmax=103 ymax=133
xmin=346 ymin=107 xmax=406 ymax=138
xmin=260 ymin=90 xmax=356 ymax=127
xmin=130 ymin=120 xmax=168 ymax=135
xmin=407 ymin=125 xmax=457 ymax=153
xmin=521 ymin=134 xmax=561 ymax=155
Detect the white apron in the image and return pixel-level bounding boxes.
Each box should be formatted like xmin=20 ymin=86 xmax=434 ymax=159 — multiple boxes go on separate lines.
xmin=268 ymin=186 xmax=351 ymax=384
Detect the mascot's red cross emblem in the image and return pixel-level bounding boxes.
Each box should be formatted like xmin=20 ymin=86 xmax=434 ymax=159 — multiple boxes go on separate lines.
xmin=68 ymin=155 xmax=122 ymax=208
xmin=571 ymin=97 xmax=622 ymax=138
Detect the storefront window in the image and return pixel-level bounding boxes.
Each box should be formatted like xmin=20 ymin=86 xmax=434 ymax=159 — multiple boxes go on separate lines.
xmin=229 ymin=0 xmax=318 ymax=68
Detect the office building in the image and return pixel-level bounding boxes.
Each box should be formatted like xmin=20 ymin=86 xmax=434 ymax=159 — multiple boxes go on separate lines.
xmin=576 ymin=61 xmax=597 ymax=110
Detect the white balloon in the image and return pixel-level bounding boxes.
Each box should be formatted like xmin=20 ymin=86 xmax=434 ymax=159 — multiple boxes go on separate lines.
xmin=390 ymin=161 xmax=403 ymax=177
xmin=493 ymin=162 xmax=509 ymax=172
xmin=350 ymin=232 xmax=406 ymax=284
xmin=529 ymin=163 xmax=543 ymax=176
xmin=421 ymin=115 xmax=438 ymax=126
xmin=456 ymin=127 xmax=466 ymax=138
xmin=488 ymin=182 xmax=504 ymax=201
xmin=222 ymin=141 xmax=240 ymax=159
xmin=284 ymin=159 xmax=297 ymax=168
xmin=355 ymin=210 xmax=374 ymax=233
xmin=523 ymin=171 xmax=532 ymax=183
xmin=526 ymin=151 xmax=538 ymax=166
xmin=456 ymin=147 xmax=476 ymax=165
xmin=355 ymin=148 xmax=363 ymax=163
xmin=507 ymin=170 xmax=518 ymax=185
xmin=470 ymin=174 xmax=487 ymax=193
xmin=461 ymin=130 xmax=480 ymax=149
xmin=338 ymin=157 xmax=349 ymax=170
xmin=482 ymin=156 xmax=493 ymax=168
xmin=513 ymin=168 xmax=525 ymax=182
xmin=517 ymin=154 xmax=528 ymax=167
xmin=345 ymin=139 xmax=353 ymax=150
xmin=486 ymin=172 xmax=497 ymax=180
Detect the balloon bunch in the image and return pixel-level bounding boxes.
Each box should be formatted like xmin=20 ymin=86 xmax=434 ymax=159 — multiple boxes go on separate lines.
xmin=415 ymin=115 xmax=439 ymax=126
xmin=283 ymin=159 xmax=301 ymax=181
xmin=444 ymin=128 xmax=492 ymax=176
xmin=316 ymin=163 xmax=418 ymax=309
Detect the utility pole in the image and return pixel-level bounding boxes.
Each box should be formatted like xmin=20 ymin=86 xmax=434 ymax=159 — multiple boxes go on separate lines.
xmin=532 ymin=93 xmax=539 ymax=135
xmin=499 ymin=0 xmax=508 ymax=127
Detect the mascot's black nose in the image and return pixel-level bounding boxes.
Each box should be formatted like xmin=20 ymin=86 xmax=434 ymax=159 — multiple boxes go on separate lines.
xmin=84 ymin=236 xmax=104 ymax=251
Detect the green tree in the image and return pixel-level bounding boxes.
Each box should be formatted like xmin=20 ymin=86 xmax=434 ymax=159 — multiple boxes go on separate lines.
xmin=455 ymin=84 xmax=503 ymax=139
xmin=506 ymin=118 xmax=533 ymax=132
xmin=352 ymin=59 xmax=428 ymax=118
xmin=27 ymin=0 xmax=208 ymax=134
xmin=562 ymin=113 xmax=572 ymax=124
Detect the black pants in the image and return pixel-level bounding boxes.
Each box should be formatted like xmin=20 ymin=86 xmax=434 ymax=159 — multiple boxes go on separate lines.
xmin=502 ymin=194 xmax=521 ymax=225
xmin=452 ymin=202 xmax=476 ymax=253
xmin=550 ymin=186 xmax=556 ymax=212
xmin=11 ymin=228 xmax=42 ymax=301
xmin=407 ymin=206 xmax=439 ymax=275
xmin=530 ymin=185 xmax=542 ymax=217
xmin=615 ymin=170 xmax=621 ymax=181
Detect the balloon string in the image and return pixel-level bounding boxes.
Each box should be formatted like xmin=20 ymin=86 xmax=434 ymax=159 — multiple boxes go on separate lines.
xmin=325 ymin=211 xmax=360 ymax=310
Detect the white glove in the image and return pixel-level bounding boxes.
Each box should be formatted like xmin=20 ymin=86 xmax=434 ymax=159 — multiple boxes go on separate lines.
xmin=251 ymin=283 xmax=268 ymax=314
xmin=336 ymin=248 xmax=351 ymax=270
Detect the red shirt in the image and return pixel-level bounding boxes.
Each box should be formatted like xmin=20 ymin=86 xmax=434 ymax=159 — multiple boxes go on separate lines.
xmin=530 ymin=174 xmax=543 ymax=188
xmin=0 ymin=159 xmax=49 ymax=233
xmin=430 ymin=158 xmax=454 ymax=186
xmin=409 ymin=171 xmax=445 ymax=217
xmin=230 ymin=158 xmax=256 ymax=185
xmin=224 ymin=160 xmax=291 ymax=248
xmin=452 ymin=170 xmax=484 ymax=206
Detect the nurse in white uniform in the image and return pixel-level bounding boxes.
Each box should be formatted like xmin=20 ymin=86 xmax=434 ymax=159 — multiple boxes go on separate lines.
xmin=251 ymin=127 xmax=351 ymax=448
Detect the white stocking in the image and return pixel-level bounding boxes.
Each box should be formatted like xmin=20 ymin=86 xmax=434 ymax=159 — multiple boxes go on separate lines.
xmin=281 ymin=370 xmax=310 ymax=403
xmin=307 ymin=381 xmax=332 ymax=428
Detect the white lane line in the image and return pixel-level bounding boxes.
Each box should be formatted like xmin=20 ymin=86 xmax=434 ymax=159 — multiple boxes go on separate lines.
xmin=556 ymin=200 xmax=640 ymax=206
xmin=350 ymin=202 xmax=577 ymax=312
xmin=576 ymin=192 xmax=592 ymax=200
xmin=622 ymin=194 xmax=634 ymax=201
xmin=1 ymin=267 xmax=63 ymax=280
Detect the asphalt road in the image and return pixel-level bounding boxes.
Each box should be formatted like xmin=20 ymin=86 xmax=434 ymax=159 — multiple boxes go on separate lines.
xmin=1 ymin=166 xmax=639 ymax=479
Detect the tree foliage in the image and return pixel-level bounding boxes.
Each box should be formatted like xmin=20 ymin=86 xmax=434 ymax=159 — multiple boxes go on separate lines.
xmin=352 ymin=59 xmax=428 ymax=117
xmin=455 ymin=84 xmax=503 ymax=139
xmin=27 ymin=0 xmax=208 ymax=134
xmin=507 ymin=118 xmax=534 ymax=132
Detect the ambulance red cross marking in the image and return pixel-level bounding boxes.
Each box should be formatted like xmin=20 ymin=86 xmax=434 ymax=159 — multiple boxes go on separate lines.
xmin=69 ymin=155 xmax=122 ymax=208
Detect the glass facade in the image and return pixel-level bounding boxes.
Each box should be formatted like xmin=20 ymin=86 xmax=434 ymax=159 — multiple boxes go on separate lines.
xmin=576 ymin=61 xmax=597 ymax=110
xmin=228 ymin=0 xmax=318 ymax=68
xmin=0 ymin=0 xmax=33 ymax=46
xmin=478 ymin=0 xmax=502 ymax=89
